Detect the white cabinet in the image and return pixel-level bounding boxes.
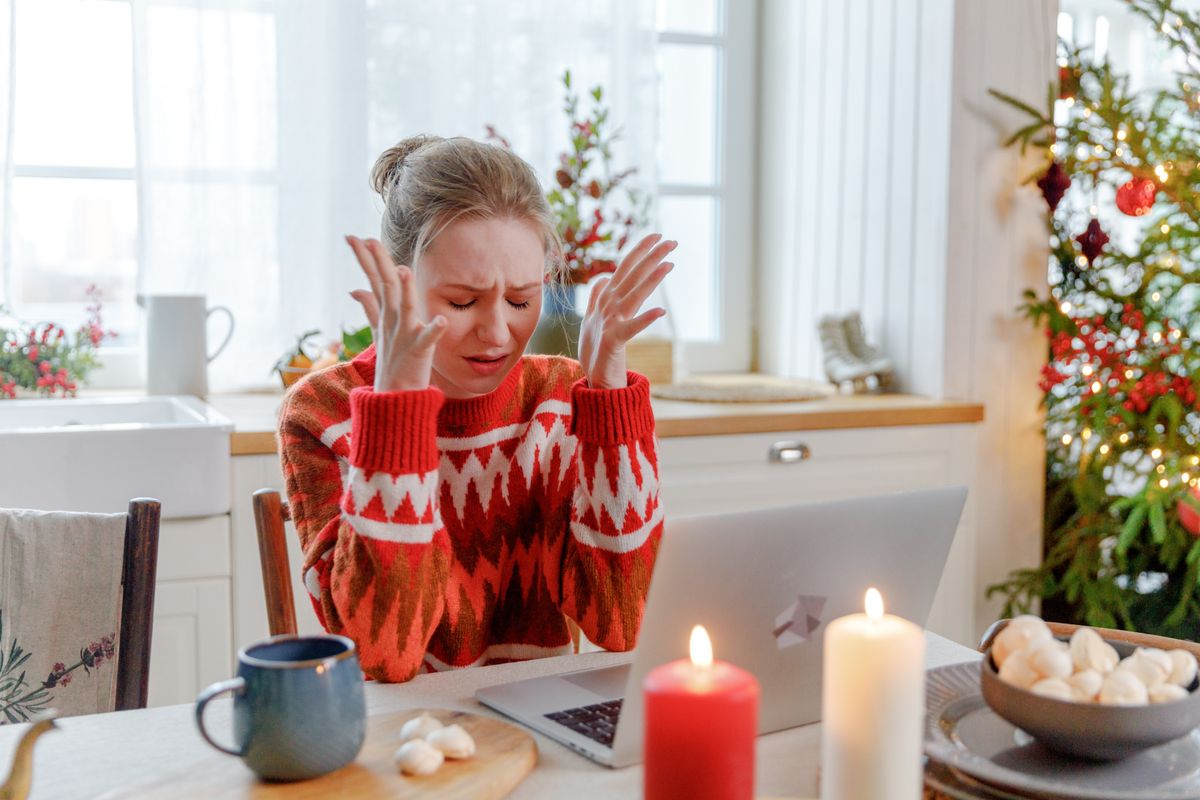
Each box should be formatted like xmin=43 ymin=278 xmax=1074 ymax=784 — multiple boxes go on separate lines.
xmin=656 ymin=425 xmax=978 ymax=645
xmin=147 ymin=516 xmax=233 ymax=707
xmin=147 ymin=578 xmax=231 ymax=708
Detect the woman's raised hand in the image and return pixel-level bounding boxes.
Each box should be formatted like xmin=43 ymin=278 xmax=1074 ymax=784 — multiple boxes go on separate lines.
xmin=346 ymin=236 xmax=447 ymax=393
xmin=578 ymin=233 xmax=676 ymax=390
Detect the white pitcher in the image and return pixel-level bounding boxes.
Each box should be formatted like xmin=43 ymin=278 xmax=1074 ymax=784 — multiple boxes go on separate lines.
xmin=139 ymin=294 xmax=235 ymax=397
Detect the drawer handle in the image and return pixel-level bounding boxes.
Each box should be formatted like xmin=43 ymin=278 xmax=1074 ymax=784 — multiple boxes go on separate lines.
xmin=769 ymin=441 xmax=811 ymax=464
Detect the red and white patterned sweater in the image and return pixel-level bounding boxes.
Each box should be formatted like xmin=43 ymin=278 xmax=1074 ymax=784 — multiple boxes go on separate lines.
xmin=278 ymin=346 xmax=663 ymax=683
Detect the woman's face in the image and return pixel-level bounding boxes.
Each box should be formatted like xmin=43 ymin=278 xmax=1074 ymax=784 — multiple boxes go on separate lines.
xmin=416 ymin=216 xmax=544 ymax=399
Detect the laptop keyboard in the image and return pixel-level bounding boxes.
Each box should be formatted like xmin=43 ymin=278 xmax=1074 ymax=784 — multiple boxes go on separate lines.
xmin=544 ymin=698 xmax=623 ymax=747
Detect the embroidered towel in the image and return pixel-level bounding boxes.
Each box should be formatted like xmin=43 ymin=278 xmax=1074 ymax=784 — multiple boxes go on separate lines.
xmin=0 ymin=508 xmax=126 ymax=721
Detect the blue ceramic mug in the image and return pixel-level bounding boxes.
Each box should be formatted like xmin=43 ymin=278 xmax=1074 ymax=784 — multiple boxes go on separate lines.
xmin=195 ymin=634 xmax=366 ymax=781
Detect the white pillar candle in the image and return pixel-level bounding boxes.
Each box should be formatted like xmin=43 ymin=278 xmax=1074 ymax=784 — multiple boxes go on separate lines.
xmin=820 ymin=588 xmax=926 ymax=800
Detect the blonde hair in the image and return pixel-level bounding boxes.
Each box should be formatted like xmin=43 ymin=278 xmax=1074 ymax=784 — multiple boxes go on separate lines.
xmin=370 ymin=135 xmax=562 ymax=279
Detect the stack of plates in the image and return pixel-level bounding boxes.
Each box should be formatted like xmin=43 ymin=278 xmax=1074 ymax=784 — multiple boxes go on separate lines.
xmin=923 ymin=661 xmax=1200 ymax=799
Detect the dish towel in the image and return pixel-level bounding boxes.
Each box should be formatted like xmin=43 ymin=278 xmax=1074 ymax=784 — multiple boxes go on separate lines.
xmin=0 ymin=508 xmax=126 ymax=722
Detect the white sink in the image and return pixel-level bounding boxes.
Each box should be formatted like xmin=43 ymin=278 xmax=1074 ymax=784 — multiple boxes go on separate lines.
xmin=0 ymin=396 xmax=233 ymax=518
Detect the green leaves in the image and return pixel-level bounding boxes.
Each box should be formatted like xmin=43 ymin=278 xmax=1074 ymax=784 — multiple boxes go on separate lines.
xmin=1117 ymin=504 xmax=1146 ymax=556
xmin=341 ymin=325 xmax=373 ymax=358
xmin=0 ymin=610 xmax=52 ymax=723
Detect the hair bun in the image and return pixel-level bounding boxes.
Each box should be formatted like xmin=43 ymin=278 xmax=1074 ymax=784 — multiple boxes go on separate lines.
xmin=370 ymin=135 xmax=442 ymax=197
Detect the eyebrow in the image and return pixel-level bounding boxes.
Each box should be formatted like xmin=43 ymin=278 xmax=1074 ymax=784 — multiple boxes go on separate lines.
xmin=440 ymin=282 xmax=541 ymax=292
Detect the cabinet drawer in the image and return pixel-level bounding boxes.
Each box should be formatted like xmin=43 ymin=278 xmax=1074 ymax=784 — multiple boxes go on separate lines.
xmin=656 ymin=425 xmax=972 ymax=516
xmin=158 ymin=516 xmax=231 ymax=581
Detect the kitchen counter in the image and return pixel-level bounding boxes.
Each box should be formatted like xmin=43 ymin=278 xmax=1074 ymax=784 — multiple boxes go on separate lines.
xmin=208 ymin=390 xmax=984 ymax=457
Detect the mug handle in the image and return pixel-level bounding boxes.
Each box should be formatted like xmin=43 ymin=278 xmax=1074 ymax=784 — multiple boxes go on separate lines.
xmin=206 ymin=305 xmax=235 ymax=362
xmin=195 ymin=677 xmax=247 ymax=757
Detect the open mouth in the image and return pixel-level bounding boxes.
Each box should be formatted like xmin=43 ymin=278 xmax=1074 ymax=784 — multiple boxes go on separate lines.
xmin=464 ymin=353 xmax=509 ymax=375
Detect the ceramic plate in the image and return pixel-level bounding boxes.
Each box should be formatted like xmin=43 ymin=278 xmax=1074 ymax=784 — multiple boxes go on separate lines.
xmin=924 ymin=759 xmax=1038 ymax=800
xmin=924 ymin=662 xmax=1200 ymax=800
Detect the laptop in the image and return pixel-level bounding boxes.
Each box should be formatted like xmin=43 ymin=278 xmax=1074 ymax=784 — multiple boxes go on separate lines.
xmin=476 ymin=486 xmax=966 ymax=768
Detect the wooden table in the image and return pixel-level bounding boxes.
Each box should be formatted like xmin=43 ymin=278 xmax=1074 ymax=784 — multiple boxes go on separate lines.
xmin=1 ymin=633 xmax=978 ymax=798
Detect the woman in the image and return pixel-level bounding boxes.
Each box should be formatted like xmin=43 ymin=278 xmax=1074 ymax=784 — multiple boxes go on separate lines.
xmin=279 ymin=135 xmax=674 ymax=682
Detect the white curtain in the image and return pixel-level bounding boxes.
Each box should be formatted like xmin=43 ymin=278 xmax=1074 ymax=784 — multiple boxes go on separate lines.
xmin=127 ymin=0 xmax=657 ymax=391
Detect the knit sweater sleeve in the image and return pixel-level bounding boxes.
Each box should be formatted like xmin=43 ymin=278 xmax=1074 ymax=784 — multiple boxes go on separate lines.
xmin=560 ymin=371 xmax=663 ymax=650
xmin=278 ymin=381 xmax=451 ymax=683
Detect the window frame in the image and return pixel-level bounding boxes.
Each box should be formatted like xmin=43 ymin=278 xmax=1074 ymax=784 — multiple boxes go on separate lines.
xmin=654 ymin=0 xmax=756 ymax=372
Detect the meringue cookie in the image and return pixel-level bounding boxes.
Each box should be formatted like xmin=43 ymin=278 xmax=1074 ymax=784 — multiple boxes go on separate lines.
xmin=400 ymin=712 xmax=445 ymax=743
xmin=1030 ymin=677 xmax=1074 ymax=701
xmin=1067 ymin=669 xmax=1103 ymax=702
xmin=1027 ymin=639 xmax=1073 ymax=680
xmin=1150 ymin=683 xmax=1189 ymax=704
xmin=999 ymin=649 xmax=1042 ymax=690
xmin=1118 ymin=648 xmax=1172 ymax=688
xmin=426 ymin=723 xmax=476 ymax=759
xmin=394 ymin=738 xmax=444 ymax=776
xmin=993 ymin=616 xmax=1053 ymax=668
xmin=1069 ymin=627 xmax=1119 ymax=674
xmin=1099 ymin=670 xmax=1149 ymax=706
xmin=1168 ymin=649 xmax=1198 ymax=688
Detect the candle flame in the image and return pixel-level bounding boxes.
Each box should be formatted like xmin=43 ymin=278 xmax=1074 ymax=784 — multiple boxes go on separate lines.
xmin=865 ymin=588 xmax=884 ymax=621
xmin=689 ymin=625 xmax=713 ymax=669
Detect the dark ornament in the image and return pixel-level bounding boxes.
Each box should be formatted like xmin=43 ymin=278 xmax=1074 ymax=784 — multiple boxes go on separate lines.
xmin=1058 ymin=65 xmax=1081 ymax=99
xmin=1037 ymin=161 xmax=1071 ymax=211
xmin=1075 ymin=218 xmax=1109 ymax=264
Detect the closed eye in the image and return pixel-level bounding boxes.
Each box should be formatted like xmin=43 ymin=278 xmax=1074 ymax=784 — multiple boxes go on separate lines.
xmin=447 ymin=298 xmax=532 ymax=310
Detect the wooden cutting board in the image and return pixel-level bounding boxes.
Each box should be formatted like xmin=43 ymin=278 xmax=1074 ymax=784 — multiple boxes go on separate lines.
xmin=108 ymin=708 xmax=537 ymax=799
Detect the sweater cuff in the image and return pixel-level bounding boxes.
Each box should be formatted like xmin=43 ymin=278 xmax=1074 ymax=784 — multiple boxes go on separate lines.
xmin=570 ymin=371 xmax=656 ymax=445
xmin=349 ymin=385 xmax=444 ymax=473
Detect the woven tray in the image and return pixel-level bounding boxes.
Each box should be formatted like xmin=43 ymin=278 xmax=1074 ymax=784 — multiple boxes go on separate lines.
xmin=650 ymin=373 xmax=834 ymax=403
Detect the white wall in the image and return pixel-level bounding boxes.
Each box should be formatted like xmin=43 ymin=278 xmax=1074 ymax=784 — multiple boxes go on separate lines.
xmin=758 ymin=0 xmax=954 ymax=394
xmin=943 ymin=0 xmax=1055 ymax=635
xmin=758 ymin=0 xmax=1055 ymax=638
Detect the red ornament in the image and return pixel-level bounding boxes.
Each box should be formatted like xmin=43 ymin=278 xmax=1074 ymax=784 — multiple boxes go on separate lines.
xmin=1037 ymin=162 xmax=1071 ymax=211
xmin=1180 ymin=485 xmax=1200 ymax=537
xmin=1076 ymin=219 xmax=1109 ymax=264
xmin=1115 ymin=178 xmax=1157 ymax=217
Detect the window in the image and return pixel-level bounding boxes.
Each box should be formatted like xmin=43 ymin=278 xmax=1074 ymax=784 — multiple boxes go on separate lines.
xmin=7 ymin=0 xmax=139 ymax=343
xmin=654 ymin=0 xmax=755 ymax=371
xmin=2 ymin=0 xmax=280 ymax=388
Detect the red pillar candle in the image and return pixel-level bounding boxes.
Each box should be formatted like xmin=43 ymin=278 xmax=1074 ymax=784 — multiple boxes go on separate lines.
xmin=643 ymin=625 xmax=760 ymax=800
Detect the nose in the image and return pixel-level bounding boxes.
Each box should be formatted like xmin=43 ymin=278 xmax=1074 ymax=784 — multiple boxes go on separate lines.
xmin=475 ymin=300 xmax=510 ymax=347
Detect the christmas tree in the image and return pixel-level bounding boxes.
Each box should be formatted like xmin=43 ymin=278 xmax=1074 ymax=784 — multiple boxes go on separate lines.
xmin=989 ymin=0 xmax=1200 ymax=638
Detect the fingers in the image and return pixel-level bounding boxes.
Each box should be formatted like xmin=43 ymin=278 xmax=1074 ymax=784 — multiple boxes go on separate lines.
xmin=365 ymin=238 xmax=402 ymax=314
xmin=586 ymin=276 xmax=611 ymax=315
xmin=346 ymin=236 xmax=385 ymax=310
xmin=620 ymin=261 xmax=673 ymax=316
xmin=611 ymin=236 xmax=676 ymax=296
xmin=615 ymin=307 xmax=667 ymax=343
xmin=350 ymin=289 xmax=380 ymax=329
xmin=413 ymin=316 xmax=447 ymax=351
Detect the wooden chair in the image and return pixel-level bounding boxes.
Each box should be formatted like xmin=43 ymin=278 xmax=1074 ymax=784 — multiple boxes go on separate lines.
xmin=0 ymin=498 xmax=160 ymax=716
xmin=250 ymin=489 xmax=584 ymax=652
xmin=979 ymin=618 xmax=1200 ymax=659
xmin=251 ymin=489 xmax=298 ymax=637
xmin=115 ymin=498 xmax=162 ymax=710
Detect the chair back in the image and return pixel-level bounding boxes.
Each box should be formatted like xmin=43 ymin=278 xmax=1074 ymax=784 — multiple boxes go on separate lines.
xmin=252 ymin=489 xmax=298 ymax=637
xmin=0 ymin=498 xmax=159 ymax=721
xmin=116 ymin=499 xmax=161 ymax=710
